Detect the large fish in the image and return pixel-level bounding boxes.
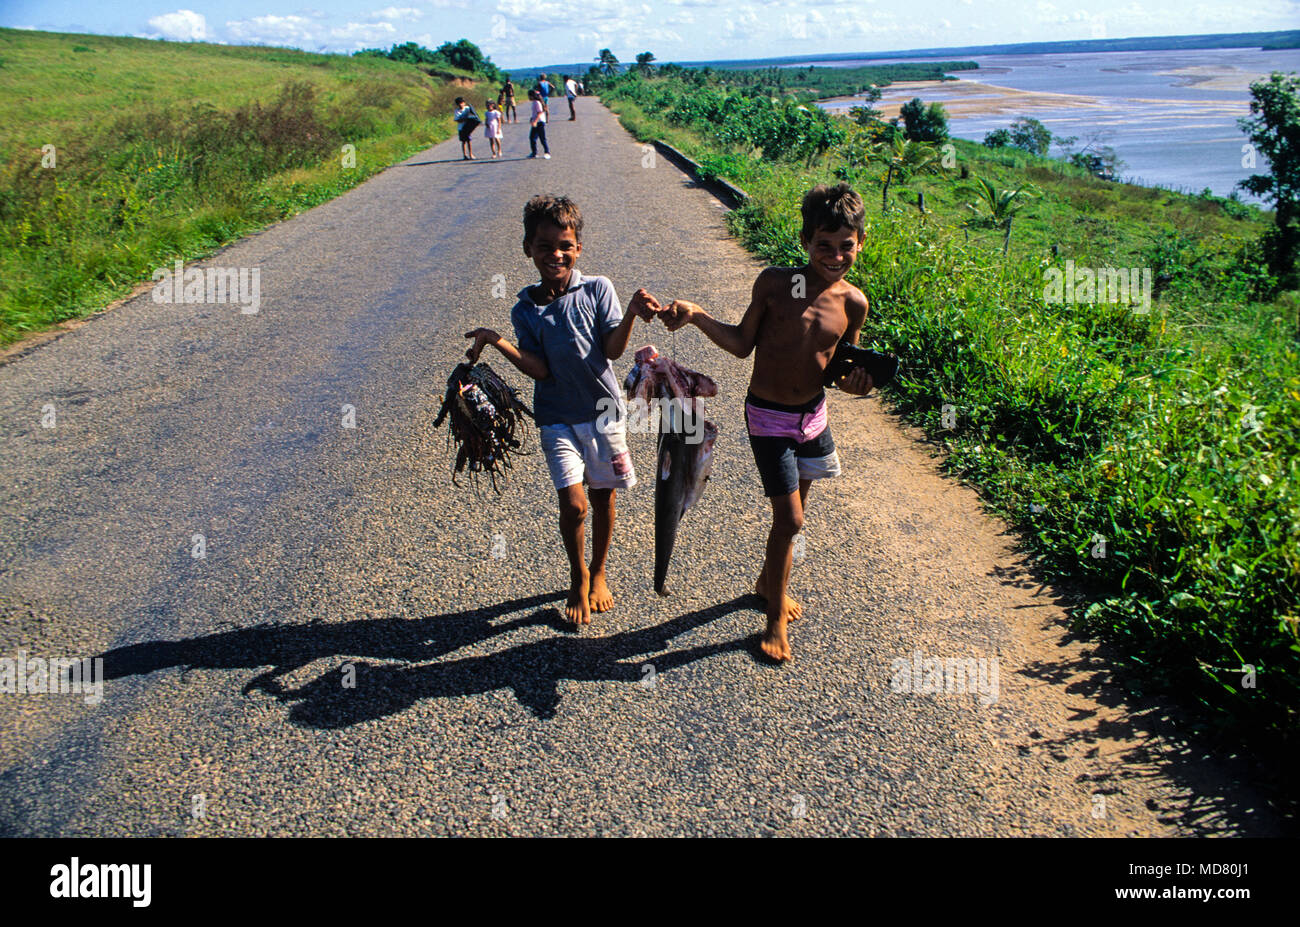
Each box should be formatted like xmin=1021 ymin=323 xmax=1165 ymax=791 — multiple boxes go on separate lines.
xmin=626 ymin=346 xmax=718 ymax=595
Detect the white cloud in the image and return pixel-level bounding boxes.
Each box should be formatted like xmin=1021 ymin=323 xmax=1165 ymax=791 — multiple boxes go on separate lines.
xmin=330 ymin=21 xmax=399 ymax=46
xmin=723 ymin=8 xmax=763 ymax=40
xmin=225 ymin=14 xmax=319 ymax=46
xmin=370 ymin=6 xmax=423 ymax=19
xmin=223 ymin=13 xmax=404 ymax=50
xmin=147 ymin=9 xmax=209 ymax=41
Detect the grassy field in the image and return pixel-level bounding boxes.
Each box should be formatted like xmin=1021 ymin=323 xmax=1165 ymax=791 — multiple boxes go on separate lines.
xmin=0 ymin=28 xmax=488 ymax=343
xmin=599 ymin=70 xmax=1299 ymax=765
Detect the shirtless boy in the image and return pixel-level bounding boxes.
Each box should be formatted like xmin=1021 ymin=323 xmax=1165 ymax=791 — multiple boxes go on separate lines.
xmin=661 ymin=183 xmax=874 ymax=660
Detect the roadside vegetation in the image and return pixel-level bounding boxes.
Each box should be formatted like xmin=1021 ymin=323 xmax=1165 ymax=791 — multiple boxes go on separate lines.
xmin=0 ymin=28 xmax=494 ymax=344
xmin=596 ymin=63 xmax=1299 ymax=765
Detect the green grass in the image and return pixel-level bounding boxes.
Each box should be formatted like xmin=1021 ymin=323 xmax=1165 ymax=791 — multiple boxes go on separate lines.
xmin=599 ymin=73 xmax=1300 ymax=765
xmin=0 ymin=28 xmax=491 ymax=343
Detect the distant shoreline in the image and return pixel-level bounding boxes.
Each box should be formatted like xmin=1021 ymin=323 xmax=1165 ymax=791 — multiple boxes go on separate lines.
xmin=818 ymin=79 xmax=1105 ymax=120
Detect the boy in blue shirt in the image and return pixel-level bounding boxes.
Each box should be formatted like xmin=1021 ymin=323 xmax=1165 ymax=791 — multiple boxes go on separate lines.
xmin=465 ymin=195 xmax=657 ymax=625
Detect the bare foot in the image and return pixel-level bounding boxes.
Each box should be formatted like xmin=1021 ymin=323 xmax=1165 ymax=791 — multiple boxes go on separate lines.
xmin=754 ymin=573 xmax=803 ymax=622
xmin=588 ymin=570 xmax=614 ymax=613
xmin=761 ymin=616 xmax=793 ymax=662
xmin=566 ymin=572 xmax=591 ymax=625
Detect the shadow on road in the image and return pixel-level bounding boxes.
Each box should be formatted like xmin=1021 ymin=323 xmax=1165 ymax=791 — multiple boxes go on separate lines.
xmin=97 ymin=593 xmax=762 ymax=726
xmin=404 ymin=156 xmax=535 ymax=166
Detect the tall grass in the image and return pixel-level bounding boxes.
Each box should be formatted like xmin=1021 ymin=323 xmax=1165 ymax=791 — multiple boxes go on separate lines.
xmin=0 ymin=28 xmax=487 ymax=342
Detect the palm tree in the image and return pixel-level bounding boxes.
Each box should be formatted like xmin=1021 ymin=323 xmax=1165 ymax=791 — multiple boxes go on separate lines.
xmin=597 ymin=48 xmax=620 ymax=77
xmin=961 ymin=176 xmax=1040 ymax=255
xmin=873 ymin=135 xmax=944 ymax=214
xmin=635 ymin=51 xmax=656 ymax=75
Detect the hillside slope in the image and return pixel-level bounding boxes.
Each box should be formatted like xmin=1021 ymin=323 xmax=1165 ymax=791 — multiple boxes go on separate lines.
xmin=0 ymin=28 xmax=489 ymax=344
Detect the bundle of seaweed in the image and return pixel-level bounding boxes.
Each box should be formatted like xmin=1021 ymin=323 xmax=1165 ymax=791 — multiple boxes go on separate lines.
xmin=432 ymin=362 xmax=533 ymax=491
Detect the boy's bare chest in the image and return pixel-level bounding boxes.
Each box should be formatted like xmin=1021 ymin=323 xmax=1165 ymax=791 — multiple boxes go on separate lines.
xmin=761 ymin=296 xmax=849 ymax=353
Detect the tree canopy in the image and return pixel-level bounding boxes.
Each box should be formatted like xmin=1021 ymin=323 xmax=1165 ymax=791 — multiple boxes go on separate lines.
xmin=355 ymin=39 xmax=503 ymax=82
xmin=898 ymin=98 xmax=949 ymax=143
xmin=1238 ymin=70 xmax=1300 ymax=289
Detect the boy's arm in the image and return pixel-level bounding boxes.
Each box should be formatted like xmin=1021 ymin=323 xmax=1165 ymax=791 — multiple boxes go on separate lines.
xmin=845 ymin=287 xmax=868 ymax=346
xmin=603 ymin=287 xmax=659 ymax=361
xmin=662 ymin=271 xmax=771 ymax=358
xmin=464 ymin=328 xmax=549 ymax=380
xmin=602 ymin=312 xmax=638 ymax=362
xmin=838 ymin=288 xmax=874 ymax=395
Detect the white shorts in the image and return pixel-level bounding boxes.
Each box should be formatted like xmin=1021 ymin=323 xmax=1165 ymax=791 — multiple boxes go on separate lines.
xmin=540 ymin=419 xmax=636 ymax=491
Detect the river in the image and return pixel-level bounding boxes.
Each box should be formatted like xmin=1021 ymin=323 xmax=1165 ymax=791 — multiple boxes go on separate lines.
xmin=811 ymin=47 xmax=1300 ymax=200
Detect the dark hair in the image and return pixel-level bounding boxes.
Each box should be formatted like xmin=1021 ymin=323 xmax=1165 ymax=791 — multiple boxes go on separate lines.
xmin=523 ymin=194 xmax=583 ymax=246
xmin=454 ymin=97 xmax=465 ymax=105
xmin=800 ymin=183 xmax=865 ymax=243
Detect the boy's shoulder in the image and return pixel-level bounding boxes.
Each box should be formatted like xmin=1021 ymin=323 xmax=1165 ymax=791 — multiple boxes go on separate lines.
xmin=511 ymin=272 xmax=615 ymax=311
xmin=758 ymin=264 xmax=809 ymax=282
xmin=754 ymin=264 xmax=802 ymax=293
xmin=579 ymin=273 xmax=616 ymax=294
xmin=837 ymin=278 xmax=869 ymax=310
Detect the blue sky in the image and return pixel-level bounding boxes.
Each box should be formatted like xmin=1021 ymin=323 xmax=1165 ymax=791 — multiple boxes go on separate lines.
xmin=2 ymin=0 xmax=1296 ymax=69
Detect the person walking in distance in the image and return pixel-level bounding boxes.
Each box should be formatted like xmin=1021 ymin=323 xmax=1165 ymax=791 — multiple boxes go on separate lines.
xmin=484 ymin=99 xmax=503 ymax=158
xmin=528 ymin=89 xmax=550 ymax=159
xmin=502 ymin=77 xmax=517 ymax=123
xmin=453 ymin=96 xmax=480 ymax=160
xmin=565 ymin=75 xmax=579 ymax=120
xmin=537 ymin=74 xmax=551 ymax=118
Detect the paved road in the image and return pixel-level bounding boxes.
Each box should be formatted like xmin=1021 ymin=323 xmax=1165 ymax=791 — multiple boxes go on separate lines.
xmin=0 ymin=99 xmax=1281 ymax=835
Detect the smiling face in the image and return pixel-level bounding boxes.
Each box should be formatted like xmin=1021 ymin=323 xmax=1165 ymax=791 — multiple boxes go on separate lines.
xmin=803 ymin=224 xmax=862 ymax=283
xmin=524 ymin=219 xmax=582 ymax=288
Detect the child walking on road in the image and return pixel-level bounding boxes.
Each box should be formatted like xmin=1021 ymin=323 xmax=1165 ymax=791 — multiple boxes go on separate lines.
xmin=502 ymin=78 xmax=517 ymax=123
xmin=565 ymin=75 xmax=578 ymax=120
xmin=537 ymin=75 xmax=551 ymax=117
xmin=659 ymin=183 xmax=875 ymax=661
xmin=453 ymin=97 xmax=480 ymax=160
xmin=464 ymin=195 xmax=658 ymax=625
xmin=527 ymin=89 xmax=550 ymax=159
xmin=484 ymin=100 xmax=503 ymax=158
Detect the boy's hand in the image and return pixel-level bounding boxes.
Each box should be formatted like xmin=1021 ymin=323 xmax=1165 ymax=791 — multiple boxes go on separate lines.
xmin=660 ymin=299 xmax=700 ymax=332
xmin=840 ymin=367 xmax=874 ymax=395
xmin=464 ymin=328 xmax=500 ymax=362
xmin=628 ymin=288 xmax=661 ymax=322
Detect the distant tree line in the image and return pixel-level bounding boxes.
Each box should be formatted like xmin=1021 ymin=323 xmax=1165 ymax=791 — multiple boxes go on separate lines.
xmin=355 ymin=39 xmax=506 ymax=83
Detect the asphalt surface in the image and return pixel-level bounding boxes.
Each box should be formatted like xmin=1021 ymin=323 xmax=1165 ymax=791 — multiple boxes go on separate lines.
xmin=0 ymin=99 xmax=1282 ymax=836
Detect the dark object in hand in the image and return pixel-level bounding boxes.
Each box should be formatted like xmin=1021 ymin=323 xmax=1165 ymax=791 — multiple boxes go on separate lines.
xmin=824 ymin=341 xmax=899 ymax=390
xmin=433 ymin=361 xmax=533 ymax=492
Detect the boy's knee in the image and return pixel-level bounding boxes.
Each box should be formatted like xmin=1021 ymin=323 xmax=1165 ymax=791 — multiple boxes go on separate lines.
xmin=772 ymin=508 xmax=803 ymax=536
xmin=559 ymin=494 xmax=587 ymax=524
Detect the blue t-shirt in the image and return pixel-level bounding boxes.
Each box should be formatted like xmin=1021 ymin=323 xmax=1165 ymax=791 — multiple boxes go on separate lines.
xmin=511 ymin=270 xmax=625 ymax=427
